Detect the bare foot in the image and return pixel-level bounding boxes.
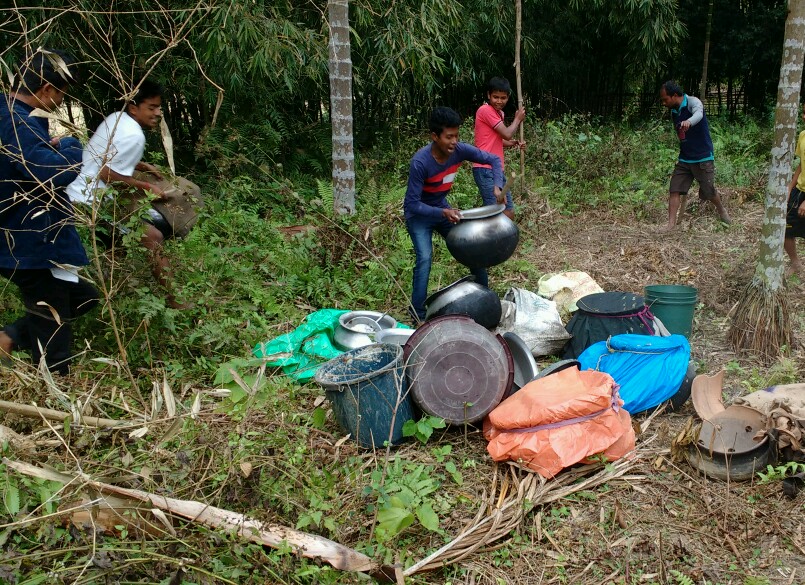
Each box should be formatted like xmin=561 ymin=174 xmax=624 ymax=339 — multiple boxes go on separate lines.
xmin=787 ymin=261 xmax=803 ymax=277
xmin=657 ymin=224 xmax=677 ymax=234
xmin=717 ymin=209 xmax=732 ymax=224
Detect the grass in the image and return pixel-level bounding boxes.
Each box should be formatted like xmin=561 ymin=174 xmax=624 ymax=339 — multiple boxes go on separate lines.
xmin=1 ymin=113 xmax=802 ymax=584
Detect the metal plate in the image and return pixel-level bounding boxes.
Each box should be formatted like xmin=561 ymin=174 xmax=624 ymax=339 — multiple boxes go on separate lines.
xmin=502 ymin=332 xmax=540 ymax=395
xmin=375 ymin=328 xmax=415 ymax=346
xmin=458 ymin=204 xmax=506 ymax=220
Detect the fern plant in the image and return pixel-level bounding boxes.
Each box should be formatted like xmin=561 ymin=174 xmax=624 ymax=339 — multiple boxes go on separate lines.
xmin=316 ymin=179 xmax=335 ymax=212
xmin=669 ymin=570 xmax=694 ymax=585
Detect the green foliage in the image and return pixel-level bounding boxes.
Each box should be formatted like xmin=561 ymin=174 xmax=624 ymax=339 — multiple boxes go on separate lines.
xmin=743 ymin=577 xmax=771 ymax=585
xmin=669 ymin=569 xmax=695 ymax=585
xmin=756 ymin=461 xmax=805 ymax=484
xmin=0 ymin=460 xmax=63 ymax=517
xmin=364 ymin=459 xmax=444 ymax=542
xmin=402 ymin=414 xmax=447 ymax=444
xmin=724 ymin=357 xmax=799 ymax=393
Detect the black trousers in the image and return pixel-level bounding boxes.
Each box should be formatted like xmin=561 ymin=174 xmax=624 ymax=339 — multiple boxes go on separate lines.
xmin=0 ymin=268 xmax=99 ymax=374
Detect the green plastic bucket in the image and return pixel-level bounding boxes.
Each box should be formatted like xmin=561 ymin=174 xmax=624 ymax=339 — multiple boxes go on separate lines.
xmin=315 ymin=343 xmax=415 ymax=448
xmin=644 ymin=285 xmax=698 ymax=338
xmin=644 ymin=285 xmax=698 ymax=299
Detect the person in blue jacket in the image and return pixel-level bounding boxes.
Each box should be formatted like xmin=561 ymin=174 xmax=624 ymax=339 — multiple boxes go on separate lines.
xmin=660 ymin=81 xmax=731 ymax=231
xmin=404 ymin=107 xmax=504 ymax=322
xmin=0 ymin=49 xmax=98 ymax=373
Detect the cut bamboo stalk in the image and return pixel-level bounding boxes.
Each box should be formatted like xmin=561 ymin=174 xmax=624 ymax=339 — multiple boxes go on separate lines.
xmin=0 ymin=400 xmax=131 ymax=428
xmin=4 ymin=459 xmax=393 ymax=580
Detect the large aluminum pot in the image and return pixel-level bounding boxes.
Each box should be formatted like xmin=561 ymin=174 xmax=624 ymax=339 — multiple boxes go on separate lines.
xmin=445 ymin=204 xmax=519 ymax=269
xmin=424 ymin=276 xmax=502 ymax=329
xmin=333 ymin=311 xmax=397 ymax=351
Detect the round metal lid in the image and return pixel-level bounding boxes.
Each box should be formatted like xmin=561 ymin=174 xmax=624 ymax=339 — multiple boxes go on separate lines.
xmin=575 ymin=292 xmax=645 ymax=316
xmin=458 ymin=204 xmax=506 ymax=220
xmin=404 ymin=315 xmax=512 ymax=424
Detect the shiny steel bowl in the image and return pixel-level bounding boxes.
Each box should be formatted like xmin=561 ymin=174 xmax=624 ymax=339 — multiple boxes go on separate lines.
xmin=445 ymin=205 xmax=519 ymax=269
xmin=333 ymin=311 xmax=397 ymax=351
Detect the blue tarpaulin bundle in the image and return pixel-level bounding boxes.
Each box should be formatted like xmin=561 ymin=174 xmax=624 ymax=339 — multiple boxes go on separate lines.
xmin=578 ymin=333 xmax=690 ymax=414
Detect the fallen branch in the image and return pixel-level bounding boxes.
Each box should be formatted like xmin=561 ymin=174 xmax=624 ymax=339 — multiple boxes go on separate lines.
xmin=0 ymin=399 xmax=132 ymax=428
xmin=4 ymin=459 xmax=394 ymax=582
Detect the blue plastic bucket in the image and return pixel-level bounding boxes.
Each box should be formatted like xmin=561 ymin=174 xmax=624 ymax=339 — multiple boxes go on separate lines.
xmin=315 ymin=343 xmax=414 ymax=448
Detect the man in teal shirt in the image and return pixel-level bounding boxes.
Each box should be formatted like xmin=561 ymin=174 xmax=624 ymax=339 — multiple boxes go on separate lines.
xmin=659 ymin=81 xmax=730 ymax=231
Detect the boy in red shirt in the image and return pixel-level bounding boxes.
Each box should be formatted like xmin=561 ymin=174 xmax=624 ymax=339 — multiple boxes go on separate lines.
xmin=473 ymin=77 xmax=526 ymax=219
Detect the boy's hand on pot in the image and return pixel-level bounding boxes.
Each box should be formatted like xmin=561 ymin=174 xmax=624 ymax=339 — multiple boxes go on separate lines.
xmin=443 ymin=208 xmax=462 ymax=224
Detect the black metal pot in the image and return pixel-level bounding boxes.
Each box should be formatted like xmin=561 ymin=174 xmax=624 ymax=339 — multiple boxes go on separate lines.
xmin=445 ymin=204 xmax=520 ymax=269
xmin=424 ymin=276 xmax=502 ymax=330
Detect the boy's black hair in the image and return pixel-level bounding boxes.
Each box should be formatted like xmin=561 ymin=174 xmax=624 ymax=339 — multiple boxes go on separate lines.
xmin=130 ymin=79 xmax=163 ymax=105
xmin=429 ymin=106 xmax=462 ymax=136
xmin=16 ymin=49 xmax=79 ymax=95
xmin=661 ymin=80 xmax=684 ymax=97
xmin=487 ymin=77 xmax=511 ymax=95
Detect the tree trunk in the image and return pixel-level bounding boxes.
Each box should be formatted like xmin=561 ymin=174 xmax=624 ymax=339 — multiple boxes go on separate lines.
xmin=328 ymin=0 xmax=355 ymax=215
xmin=515 ymin=0 xmax=525 ymax=192
xmin=699 ymin=0 xmax=714 ymax=99
xmin=728 ymin=0 xmax=805 ymax=360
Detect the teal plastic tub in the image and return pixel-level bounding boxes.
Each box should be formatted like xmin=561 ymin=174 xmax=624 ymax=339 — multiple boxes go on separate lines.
xmin=315 ymin=343 xmax=415 ymax=448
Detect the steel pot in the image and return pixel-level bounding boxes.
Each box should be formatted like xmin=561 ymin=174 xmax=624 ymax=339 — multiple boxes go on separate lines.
xmin=333 ymin=311 xmax=397 ymax=351
xmin=445 ymin=204 xmax=520 ymax=269
xmin=424 ymin=276 xmax=502 ymax=329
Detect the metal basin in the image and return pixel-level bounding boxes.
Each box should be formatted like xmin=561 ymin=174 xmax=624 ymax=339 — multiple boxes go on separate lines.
xmin=445 ymin=204 xmax=520 ymax=269
xmin=333 ymin=311 xmax=397 ymax=351
xmin=403 ymin=315 xmax=513 ymax=424
xmin=424 ymin=276 xmax=502 ymax=329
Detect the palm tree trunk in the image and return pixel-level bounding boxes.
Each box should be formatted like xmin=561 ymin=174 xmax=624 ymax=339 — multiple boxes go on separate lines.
xmin=328 ymin=0 xmax=355 ymax=215
xmin=728 ymin=0 xmax=805 ymax=360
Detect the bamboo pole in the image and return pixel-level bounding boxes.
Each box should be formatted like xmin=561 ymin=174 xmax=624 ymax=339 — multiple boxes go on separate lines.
xmin=4 ymin=459 xmax=394 ymax=581
xmin=0 ymin=399 xmax=131 ymax=428
xmin=514 ymin=0 xmax=524 ymax=193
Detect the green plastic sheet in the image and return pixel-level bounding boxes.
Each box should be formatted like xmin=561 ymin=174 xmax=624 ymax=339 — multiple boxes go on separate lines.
xmin=253 ymin=309 xmax=413 ymax=382
xmin=253 ymin=309 xmax=349 ymax=382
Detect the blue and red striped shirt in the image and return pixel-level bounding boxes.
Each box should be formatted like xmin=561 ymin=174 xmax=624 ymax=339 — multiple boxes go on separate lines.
xmin=404 ymin=142 xmax=503 ymax=219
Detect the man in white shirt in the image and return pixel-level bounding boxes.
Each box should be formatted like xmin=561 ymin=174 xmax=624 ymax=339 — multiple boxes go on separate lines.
xmin=67 ymin=80 xmax=187 ymax=308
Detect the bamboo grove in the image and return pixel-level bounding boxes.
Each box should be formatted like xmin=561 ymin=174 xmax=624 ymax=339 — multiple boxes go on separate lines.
xmin=0 ymin=0 xmax=792 ymax=174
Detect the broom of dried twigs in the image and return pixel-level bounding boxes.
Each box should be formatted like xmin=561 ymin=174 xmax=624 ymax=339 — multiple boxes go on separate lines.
xmin=728 ymin=278 xmax=792 ymax=363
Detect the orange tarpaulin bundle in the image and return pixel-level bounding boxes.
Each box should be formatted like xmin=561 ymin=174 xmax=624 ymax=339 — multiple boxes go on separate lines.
xmin=484 ymin=367 xmax=635 ymax=478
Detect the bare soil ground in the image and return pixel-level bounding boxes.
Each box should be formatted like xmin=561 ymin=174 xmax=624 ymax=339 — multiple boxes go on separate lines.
xmin=457 ymin=189 xmax=805 ymax=585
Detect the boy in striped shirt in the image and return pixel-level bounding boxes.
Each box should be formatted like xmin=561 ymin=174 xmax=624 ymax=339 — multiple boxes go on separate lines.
xmin=403 ymin=107 xmax=504 ymax=321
